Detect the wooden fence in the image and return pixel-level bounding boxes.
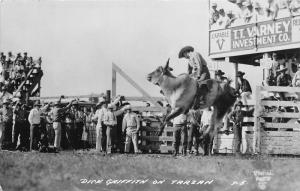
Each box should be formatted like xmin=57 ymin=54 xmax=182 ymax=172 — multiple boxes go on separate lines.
xmin=254 ymin=86 xmax=300 ymax=155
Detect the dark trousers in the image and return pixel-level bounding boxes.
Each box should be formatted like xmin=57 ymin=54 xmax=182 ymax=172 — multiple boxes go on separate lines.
xmin=65 ymin=123 xmax=76 ymax=149
xmin=75 ymin=122 xmax=84 ymax=149
xmin=30 ymin=124 xmax=41 ymax=151
xmin=2 ymin=121 xmax=13 ymax=149
xmin=12 ymin=121 xmax=26 ymax=149
xmin=187 ymin=124 xmax=200 ymax=152
xmin=173 ymin=124 xmax=187 ymax=154
xmin=106 ymin=125 xmax=116 ymax=153
xmin=101 ymin=123 xmax=107 ymax=151
xmin=233 ymin=124 xmax=242 ymax=153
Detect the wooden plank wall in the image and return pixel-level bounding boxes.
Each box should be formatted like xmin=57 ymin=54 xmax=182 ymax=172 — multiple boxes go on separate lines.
xmin=257 ymin=86 xmax=300 ymax=155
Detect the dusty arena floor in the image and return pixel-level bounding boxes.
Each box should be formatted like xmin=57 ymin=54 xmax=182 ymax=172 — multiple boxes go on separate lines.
xmin=0 ymin=151 xmax=300 ymax=191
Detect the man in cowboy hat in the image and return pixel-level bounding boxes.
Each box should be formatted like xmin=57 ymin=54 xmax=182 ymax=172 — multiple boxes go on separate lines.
xmin=122 ymin=104 xmax=141 ymax=154
xmin=28 ymin=100 xmax=51 ymax=151
xmin=178 ymin=46 xmax=211 ymax=108
xmin=215 ymin=69 xmax=226 ymax=82
xmin=228 ymin=101 xmax=253 ymax=156
xmin=103 ymin=98 xmax=129 ymax=154
xmin=276 ymin=65 xmax=292 ymax=100
xmin=210 ymin=2 xmax=220 ymax=26
xmin=12 ymin=101 xmax=28 ymax=150
xmin=93 ymin=97 xmax=108 ymax=152
xmin=225 ymin=10 xmax=237 ymax=28
xmin=0 ymin=99 xmax=13 ymax=150
xmin=236 ymin=71 xmax=252 ymax=109
xmin=48 ymin=98 xmax=77 ymax=152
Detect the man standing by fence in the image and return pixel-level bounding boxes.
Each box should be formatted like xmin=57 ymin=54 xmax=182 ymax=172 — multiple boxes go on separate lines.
xmin=12 ymin=101 xmax=27 ymax=150
xmin=48 ymin=99 xmax=76 ymax=152
xmin=0 ymin=99 xmax=13 ymax=150
xmin=28 ymin=101 xmax=51 ymax=151
xmin=122 ymin=105 xmax=140 ymax=154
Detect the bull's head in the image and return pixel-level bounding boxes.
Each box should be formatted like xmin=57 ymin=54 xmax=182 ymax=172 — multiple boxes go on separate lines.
xmin=147 ymin=58 xmax=173 ymax=86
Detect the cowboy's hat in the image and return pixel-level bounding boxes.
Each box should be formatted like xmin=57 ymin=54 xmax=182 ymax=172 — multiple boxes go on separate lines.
xmin=215 ymin=70 xmax=225 ymax=76
xmin=107 ymin=104 xmax=114 ymax=109
xmin=235 ymin=101 xmax=243 ymax=108
xmin=236 ymin=0 xmax=243 ymax=4
xmin=178 ymin=46 xmax=194 ymax=58
xmin=54 ymin=101 xmax=61 ymax=106
xmin=211 ymin=2 xmax=217 ymax=7
xmin=237 ymin=71 xmax=245 ymax=77
xmin=243 ymin=1 xmax=252 ymax=7
xmin=34 ymin=101 xmax=41 ymax=106
xmin=2 ymin=99 xmax=10 ymax=104
xmin=96 ymin=97 xmax=106 ymax=107
xmin=227 ymin=10 xmax=233 ymax=15
xmin=276 ymin=65 xmax=288 ymax=73
xmin=123 ymin=105 xmax=132 ymax=111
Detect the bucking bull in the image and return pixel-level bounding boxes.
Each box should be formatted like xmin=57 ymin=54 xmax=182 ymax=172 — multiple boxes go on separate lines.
xmin=147 ymin=59 xmax=237 ymax=155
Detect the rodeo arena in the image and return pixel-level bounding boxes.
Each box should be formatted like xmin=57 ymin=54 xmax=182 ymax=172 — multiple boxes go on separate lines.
xmin=1 ymin=0 xmax=300 ymax=191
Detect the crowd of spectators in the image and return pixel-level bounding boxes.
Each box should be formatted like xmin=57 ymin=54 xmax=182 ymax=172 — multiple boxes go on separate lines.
xmin=0 ymin=95 xmax=144 ymax=154
xmin=210 ymin=0 xmax=300 ymax=30
xmin=0 ymin=52 xmax=42 ymax=97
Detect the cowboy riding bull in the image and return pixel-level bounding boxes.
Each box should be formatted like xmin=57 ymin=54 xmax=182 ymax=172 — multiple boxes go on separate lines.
xmin=147 ymin=47 xmax=237 ymax=155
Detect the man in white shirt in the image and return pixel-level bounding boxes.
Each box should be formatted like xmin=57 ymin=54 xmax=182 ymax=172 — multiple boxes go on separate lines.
xmin=93 ymin=97 xmax=107 ymax=152
xmin=28 ymin=101 xmax=50 ymax=151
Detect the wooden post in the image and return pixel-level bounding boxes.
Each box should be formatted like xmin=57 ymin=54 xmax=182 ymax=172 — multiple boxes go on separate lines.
xmin=253 ymin=85 xmax=261 ymax=154
xmin=106 ymin=90 xmax=111 ymax=103
xmin=112 ymin=63 xmax=161 ymax=107
xmin=112 ymin=66 xmax=116 ymax=98
xmin=234 ymin=62 xmax=238 ymax=89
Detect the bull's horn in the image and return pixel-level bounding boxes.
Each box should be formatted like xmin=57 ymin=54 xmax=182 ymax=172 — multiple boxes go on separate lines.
xmin=164 ymin=58 xmax=170 ymax=70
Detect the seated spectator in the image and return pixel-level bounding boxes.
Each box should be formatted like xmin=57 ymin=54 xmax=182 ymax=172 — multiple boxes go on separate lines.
xmin=217 ymin=9 xmax=227 ymax=29
xmin=232 ymin=0 xmax=247 ymax=26
xmin=243 ymin=1 xmax=255 ymax=23
xmin=253 ymin=1 xmax=268 ymax=22
xmin=210 ymin=2 xmax=220 ymax=27
xmin=292 ymin=63 xmax=300 ymax=87
xmin=225 ymin=11 xmax=237 ymax=28
xmin=289 ymin=0 xmax=300 ymax=16
xmin=236 ymin=71 xmax=252 ymax=110
xmin=276 ymin=65 xmax=292 ymax=100
xmin=266 ymin=0 xmax=279 ymax=20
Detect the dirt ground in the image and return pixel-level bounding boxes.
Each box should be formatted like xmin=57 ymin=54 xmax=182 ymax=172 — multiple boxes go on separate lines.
xmin=0 ymin=151 xmax=300 ymax=191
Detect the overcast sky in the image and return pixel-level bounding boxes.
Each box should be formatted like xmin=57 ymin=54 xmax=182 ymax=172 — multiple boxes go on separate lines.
xmin=0 ymin=0 xmax=259 ymax=97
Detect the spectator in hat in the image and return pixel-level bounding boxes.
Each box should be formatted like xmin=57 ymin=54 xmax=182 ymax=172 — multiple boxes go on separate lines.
xmin=276 ymin=65 xmax=292 ymax=100
xmin=48 ymin=99 xmax=76 ymax=152
xmin=289 ymin=0 xmax=300 ymax=16
xmin=0 ymin=99 xmax=13 ymax=150
xmin=266 ymin=0 xmax=279 ymax=20
xmin=210 ymin=2 xmax=220 ymax=26
xmin=225 ymin=11 xmax=237 ymax=28
xmin=178 ymin=46 xmax=211 ymax=108
xmin=122 ymin=105 xmax=141 ymax=154
xmin=292 ymin=63 xmax=300 ymax=87
xmin=28 ymin=101 xmax=51 ymax=151
xmin=232 ymin=0 xmax=247 ymax=25
xmin=228 ymin=101 xmax=253 ymax=156
xmin=215 ymin=70 xmax=226 ymax=82
xmin=12 ymin=101 xmax=28 ymax=150
xmin=103 ymin=98 xmax=128 ymax=154
xmin=93 ymin=97 xmax=108 ymax=152
xmin=236 ymin=71 xmax=252 ymax=109
xmin=243 ymin=1 xmax=255 ymax=23
xmin=217 ymin=9 xmax=227 ymax=29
